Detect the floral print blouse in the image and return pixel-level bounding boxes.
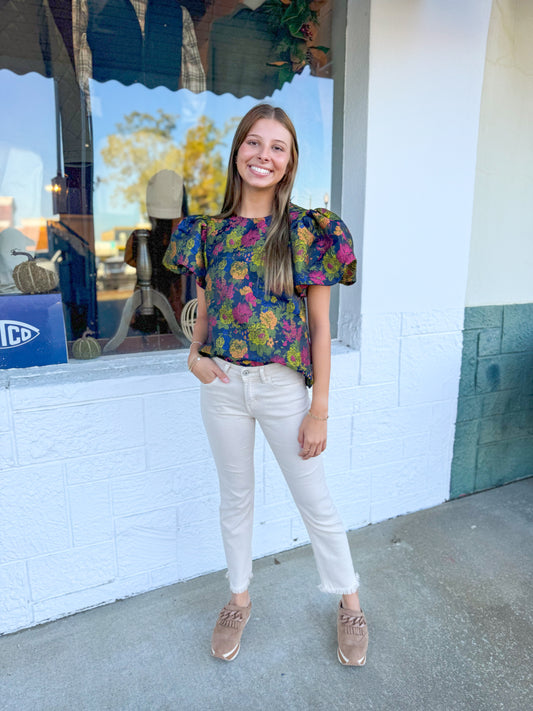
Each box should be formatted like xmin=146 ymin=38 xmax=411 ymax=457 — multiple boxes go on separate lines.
xmin=163 ymin=204 xmax=356 ymax=386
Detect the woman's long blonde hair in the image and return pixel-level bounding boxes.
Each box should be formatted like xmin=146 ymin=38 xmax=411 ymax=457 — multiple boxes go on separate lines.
xmin=218 ymin=104 xmax=299 ymax=295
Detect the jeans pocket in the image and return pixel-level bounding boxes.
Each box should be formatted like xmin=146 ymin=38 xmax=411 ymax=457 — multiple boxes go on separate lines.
xmin=212 ymin=357 xmax=232 ymax=376
xmin=267 ymin=364 xmax=305 ymax=388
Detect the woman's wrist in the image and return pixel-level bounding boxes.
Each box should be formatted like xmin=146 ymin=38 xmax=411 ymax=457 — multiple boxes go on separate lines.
xmin=307 ymin=409 xmax=328 ymax=421
xmin=188 ymin=354 xmax=203 ymax=372
xmin=188 ymin=339 xmax=203 ymax=367
xmin=308 ymin=395 xmax=328 ymax=421
xmin=188 ymin=340 xmax=203 ymax=362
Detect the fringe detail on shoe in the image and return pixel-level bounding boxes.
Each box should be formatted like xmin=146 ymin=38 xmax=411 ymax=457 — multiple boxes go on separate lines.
xmin=317 ymin=573 xmax=360 ymax=595
xmin=227 ymin=572 xmax=253 ymax=594
xmin=218 ymin=609 xmax=246 ymax=628
xmin=339 ymin=612 xmax=366 ymax=634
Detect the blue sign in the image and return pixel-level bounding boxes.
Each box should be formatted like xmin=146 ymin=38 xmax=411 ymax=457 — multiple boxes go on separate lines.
xmin=0 ymin=294 xmax=68 ymax=369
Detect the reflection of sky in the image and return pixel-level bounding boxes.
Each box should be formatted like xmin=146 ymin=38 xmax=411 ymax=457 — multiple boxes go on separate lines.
xmin=0 ymin=70 xmax=57 ymax=225
xmin=0 ymin=67 xmax=333 ymax=239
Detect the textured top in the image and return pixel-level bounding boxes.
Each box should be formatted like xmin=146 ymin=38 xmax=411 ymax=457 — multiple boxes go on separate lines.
xmin=163 ymin=204 xmax=356 ymax=386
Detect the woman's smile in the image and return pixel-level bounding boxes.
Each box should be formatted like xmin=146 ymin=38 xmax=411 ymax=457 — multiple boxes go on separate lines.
xmin=248 ymin=165 xmax=272 ymax=176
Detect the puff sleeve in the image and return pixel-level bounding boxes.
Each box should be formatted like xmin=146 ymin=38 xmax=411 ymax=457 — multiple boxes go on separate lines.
xmin=290 ymin=208 xmax=357 ymax=296
xmin=163 ymin=216 xmax=208 ymax=288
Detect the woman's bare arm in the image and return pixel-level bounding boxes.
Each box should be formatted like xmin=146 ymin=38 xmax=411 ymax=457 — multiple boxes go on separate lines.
xmin=297 ymin=285 xmax=331 ymax=459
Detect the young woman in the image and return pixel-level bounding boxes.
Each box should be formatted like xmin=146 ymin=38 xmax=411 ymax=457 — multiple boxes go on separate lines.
xmin=163 ymin=104 xmax=368 ymax=666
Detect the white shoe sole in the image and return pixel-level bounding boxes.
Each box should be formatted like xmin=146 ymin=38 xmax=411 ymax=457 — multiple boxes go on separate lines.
xmin=337 ymin=646 xmax=366 ymax=666
xmin=212 ymin=642 xmax=240 ymax=661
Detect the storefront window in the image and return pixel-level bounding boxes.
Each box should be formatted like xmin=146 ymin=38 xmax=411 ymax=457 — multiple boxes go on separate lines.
xmin=0 ymin=0 xmax=340 ymax=362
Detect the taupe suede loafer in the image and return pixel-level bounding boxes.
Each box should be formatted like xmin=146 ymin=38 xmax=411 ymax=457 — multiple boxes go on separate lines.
xmin=337 ymin=601 xmax=368 ymax=666
xmin=211 ymin=601 xmax=252 ymax=661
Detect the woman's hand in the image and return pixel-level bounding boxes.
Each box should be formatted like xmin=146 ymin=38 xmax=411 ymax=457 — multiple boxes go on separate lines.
xmin=188 ymin=355 xmax=230 ymax=385
xmin=298 ymin=413 xmax=327 ymax=459
xmin=187 ymin=286 xmax=230 ymax=385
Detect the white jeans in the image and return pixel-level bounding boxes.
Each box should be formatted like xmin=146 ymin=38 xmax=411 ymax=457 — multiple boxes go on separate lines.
xmin=200 ymin=358 xmax=360 ymax=595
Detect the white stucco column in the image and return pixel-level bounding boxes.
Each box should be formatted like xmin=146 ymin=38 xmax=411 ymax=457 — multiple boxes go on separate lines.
xmin=349 ymin=0 xmax=493 ymax=317
xmin=337 ymin=1 xmax=494 ymax=523
xmin=466 ymin=0 xmax=533 ymax=307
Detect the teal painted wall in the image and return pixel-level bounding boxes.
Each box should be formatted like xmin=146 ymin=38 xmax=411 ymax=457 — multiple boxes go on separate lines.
xmin=450 ymin=304 xmax=533 ymax=498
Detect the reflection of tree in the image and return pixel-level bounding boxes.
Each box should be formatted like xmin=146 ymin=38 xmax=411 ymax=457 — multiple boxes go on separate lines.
xmin=99 ymin=110 xmax=235 ymax=215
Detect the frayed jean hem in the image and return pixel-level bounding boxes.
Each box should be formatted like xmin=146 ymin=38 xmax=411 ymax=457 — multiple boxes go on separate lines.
xmin=318 ymin=574 xmax=360 ymax=595
xmin=227 ymin=571 xmax=253 ymax=594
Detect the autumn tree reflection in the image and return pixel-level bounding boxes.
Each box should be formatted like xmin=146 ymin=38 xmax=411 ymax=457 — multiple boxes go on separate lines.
xmin=100 ymin=110 xmax=236 ymax=216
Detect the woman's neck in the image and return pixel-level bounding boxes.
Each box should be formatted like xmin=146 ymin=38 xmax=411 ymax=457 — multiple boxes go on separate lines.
xmin=238 ymin=192 xmax=274 ymax=219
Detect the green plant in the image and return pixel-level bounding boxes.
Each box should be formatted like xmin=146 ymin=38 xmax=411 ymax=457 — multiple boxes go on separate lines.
xmin=265 ymin=0 xmax=329 ymax=85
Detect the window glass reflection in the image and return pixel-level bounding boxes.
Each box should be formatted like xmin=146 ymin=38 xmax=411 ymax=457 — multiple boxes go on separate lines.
xmin=0 ymin=71 xmax=56 ymax=292
xmin=0 ymin=0 xmax=336 ymax=359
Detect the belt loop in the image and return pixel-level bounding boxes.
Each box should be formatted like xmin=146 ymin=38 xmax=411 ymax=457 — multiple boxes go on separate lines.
xmin=259 ymin=366 xmax=267 ymax=383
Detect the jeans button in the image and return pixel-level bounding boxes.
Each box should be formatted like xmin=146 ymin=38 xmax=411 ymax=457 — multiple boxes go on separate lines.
xmin=243 ymin=369 xmax=249 ymax=376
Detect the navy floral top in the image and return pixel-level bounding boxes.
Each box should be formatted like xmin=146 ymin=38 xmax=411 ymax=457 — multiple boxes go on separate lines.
xmin=163 ymin=204 xmax=356 ymax=386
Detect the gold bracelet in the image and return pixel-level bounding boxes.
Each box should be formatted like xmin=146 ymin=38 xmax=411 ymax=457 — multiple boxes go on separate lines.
xmin=307 ymin=410 xmax=328 ymax=421
xmin=188 ymin=355 xmax=202 ymax=372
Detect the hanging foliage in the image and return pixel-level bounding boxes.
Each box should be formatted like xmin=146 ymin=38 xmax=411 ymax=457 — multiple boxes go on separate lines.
xmin=265 ymin=0 xmax=330 ymax=85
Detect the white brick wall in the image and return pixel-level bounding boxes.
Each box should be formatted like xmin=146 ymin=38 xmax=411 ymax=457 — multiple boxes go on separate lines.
xmin=0 ymin=308 xmax=463 ymax=634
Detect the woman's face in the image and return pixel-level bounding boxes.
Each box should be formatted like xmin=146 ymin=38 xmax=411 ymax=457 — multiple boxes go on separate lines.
xmin=236 ymin=118 xmax=293 ymax=195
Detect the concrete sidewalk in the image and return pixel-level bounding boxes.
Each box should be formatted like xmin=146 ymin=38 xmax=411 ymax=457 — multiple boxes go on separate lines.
xmin=1 ymin=479 xmax=531 ymax=711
